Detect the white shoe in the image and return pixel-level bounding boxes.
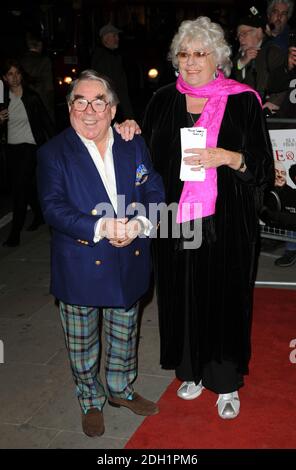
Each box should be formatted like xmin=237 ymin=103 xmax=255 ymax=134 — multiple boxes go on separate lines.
xmin=177 ymin=381 xmax=204 ymax=400
xmin=216 ymin=391 xmax=240 ymax=419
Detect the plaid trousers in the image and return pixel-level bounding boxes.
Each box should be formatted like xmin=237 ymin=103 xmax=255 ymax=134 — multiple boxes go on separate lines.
xmin=59 ymin=301 xmax=138 ymax=414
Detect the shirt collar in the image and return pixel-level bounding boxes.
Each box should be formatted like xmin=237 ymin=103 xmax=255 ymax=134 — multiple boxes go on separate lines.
xmin=77 ymin=127 xmax=114 ymax=150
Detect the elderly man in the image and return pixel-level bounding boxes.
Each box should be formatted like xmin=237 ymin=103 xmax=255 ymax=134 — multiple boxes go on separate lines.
xmin=233 ymin=8 xmax=290 ymax=114
xmin=91 ymin=23 xmax=134 ymax=120
xmin=37 ymin=70 xmax=164 ymax=437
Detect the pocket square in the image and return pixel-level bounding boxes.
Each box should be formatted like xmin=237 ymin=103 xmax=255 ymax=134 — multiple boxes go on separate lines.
xmin=135 ymin=163 xmax=149 ymax=186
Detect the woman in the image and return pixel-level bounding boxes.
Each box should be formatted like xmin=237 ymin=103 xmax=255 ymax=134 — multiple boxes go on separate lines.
xmin=0 ymin=59 xmax=55 ymax=247
xmin=118 ymin=17 xmax=274 ymax=419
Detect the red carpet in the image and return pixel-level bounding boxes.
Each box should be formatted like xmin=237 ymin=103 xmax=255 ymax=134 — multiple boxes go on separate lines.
xmin=126 ymin=288 xmax=296 ymax=449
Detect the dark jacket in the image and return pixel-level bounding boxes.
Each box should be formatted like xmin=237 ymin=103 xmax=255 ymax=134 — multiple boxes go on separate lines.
xmin=37 ymin=128 xmax=164 ymax=308
xmin=2 ymin=85 xmax=55 ymax=145
xmin=233 ymin=37 xmax=290 ymax=107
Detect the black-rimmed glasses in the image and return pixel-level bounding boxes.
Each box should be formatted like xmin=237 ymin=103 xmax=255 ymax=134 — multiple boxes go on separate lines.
xmin=71 ymin=98 xmax=110 ymax=112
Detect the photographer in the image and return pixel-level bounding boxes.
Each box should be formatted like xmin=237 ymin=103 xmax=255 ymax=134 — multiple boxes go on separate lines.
xmin=266 ymin=0 xmax=294 ymax=50
xmin=233 ymin=9 xmax=290 ymax=115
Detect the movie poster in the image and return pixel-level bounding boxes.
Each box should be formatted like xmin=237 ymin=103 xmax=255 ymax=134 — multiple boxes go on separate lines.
xmin=268 ymin=129 xmax=296 ymax=216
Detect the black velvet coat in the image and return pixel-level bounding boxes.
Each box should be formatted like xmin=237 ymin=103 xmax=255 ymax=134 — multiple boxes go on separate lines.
xmin=142 ymin=83 xmax=274 ymax=378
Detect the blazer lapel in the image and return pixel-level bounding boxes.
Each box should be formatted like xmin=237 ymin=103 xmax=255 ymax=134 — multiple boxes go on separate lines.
xmin=64 ymin=128 xmax=136 ymax=215
xmin=112 ymin=131 xmax=135 ymax=214
xmin=65 ymin=128 xmax=112 ymax=205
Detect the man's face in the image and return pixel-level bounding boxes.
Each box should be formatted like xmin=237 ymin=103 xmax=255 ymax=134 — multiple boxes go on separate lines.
xmin=102 ymin=32 xmax=119 ymax=50
xmin=268 ymin=2 xmax=289 ymax=35
xmin=237 ymin=26 xmax=262 ymax=51
xmin=69 ymin=79 xmax=116 ymax=143
xmin=275 ymin=163 xmax=287 ymax=187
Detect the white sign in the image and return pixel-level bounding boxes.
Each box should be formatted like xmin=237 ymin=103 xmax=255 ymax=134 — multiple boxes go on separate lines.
xmin=180 ymin=127 xmax=207 ymax=181
xmin=0 ymin=79 xmax=3 ymax=104
xmin=0 ymin=340 xmax=3 ymax=364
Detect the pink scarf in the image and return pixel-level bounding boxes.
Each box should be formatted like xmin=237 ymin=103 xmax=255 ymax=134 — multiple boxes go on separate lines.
xmin=176 ymin=71 xmax=261 ymax=223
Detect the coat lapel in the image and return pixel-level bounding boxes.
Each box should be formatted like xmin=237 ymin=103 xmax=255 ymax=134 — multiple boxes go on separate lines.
xmin=65 ymin=128 xmax=112 ymax=205
xmin=64 ymin=127 xmax=136 ymax=214
xmin=112 ymin=130 xmax=135 ymax=213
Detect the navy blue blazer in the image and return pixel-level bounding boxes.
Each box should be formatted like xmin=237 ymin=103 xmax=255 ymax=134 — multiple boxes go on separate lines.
xmin=37 ymin=127 xmax=164 ymax=308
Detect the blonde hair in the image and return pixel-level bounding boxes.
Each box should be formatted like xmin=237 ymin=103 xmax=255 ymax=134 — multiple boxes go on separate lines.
xmin=168 ymin=16 xmax=232 ymax=77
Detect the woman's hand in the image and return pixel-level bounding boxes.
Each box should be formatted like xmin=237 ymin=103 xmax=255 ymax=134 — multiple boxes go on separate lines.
xmin=183 ymin=147 xmax=243 ymax=171
xmin=0 ymin=108 xmax=8 ymax=124
xmin=114 ymin=120 xmax=141 ymax=141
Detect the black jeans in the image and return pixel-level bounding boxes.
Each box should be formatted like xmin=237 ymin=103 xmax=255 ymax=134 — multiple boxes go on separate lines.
xmin=7 ymin=143 xmax=43 ymax=237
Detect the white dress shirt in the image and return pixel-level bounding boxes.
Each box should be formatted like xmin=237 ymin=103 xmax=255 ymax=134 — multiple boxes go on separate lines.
xmin=77 ymin=127 xmax=152 ymax=242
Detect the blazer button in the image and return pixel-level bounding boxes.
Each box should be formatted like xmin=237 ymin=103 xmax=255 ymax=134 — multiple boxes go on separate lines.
xmin=134 ymin=249 xmax=140 ymax=256
xmin=91 ymin=209 xmax=98 ymax=215
xmin=95 ymin=260 xmax=102 ymax=265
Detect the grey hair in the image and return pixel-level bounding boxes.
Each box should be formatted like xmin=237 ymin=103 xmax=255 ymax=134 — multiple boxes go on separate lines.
xmin=66 ymin=69 xmax=119 ymax=106
xmin=168 ymin=16 xmax=232 ymax=77
xmin=267 ymin=0 xmax=294 ymax=19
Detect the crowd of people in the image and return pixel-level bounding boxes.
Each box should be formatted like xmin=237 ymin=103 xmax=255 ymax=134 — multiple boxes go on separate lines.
xmin=0 ymin=0 xmax=295 ymax=437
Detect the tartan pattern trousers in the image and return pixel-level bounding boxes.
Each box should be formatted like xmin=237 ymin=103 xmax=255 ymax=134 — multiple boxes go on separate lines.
xmin=59 ymin=301 xmax=139 ymax=414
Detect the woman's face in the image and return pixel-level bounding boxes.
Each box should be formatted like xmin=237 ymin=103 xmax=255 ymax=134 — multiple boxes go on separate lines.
xmin=3 ymin=66 xmax=22 ymax=89
xmin=177 ymin=40 xmax=217 ymax=87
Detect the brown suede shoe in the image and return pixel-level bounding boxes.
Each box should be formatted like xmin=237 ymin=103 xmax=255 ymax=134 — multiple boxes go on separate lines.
xmin=108 ymin=392 xmax=159 ymax=416
xmin=82 ymin=408 xmax=105 ymax=437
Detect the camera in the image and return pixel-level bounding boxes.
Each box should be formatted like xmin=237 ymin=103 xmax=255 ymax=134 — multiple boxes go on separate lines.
xmin=288 ymin=30 xmax=296 ymax=48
